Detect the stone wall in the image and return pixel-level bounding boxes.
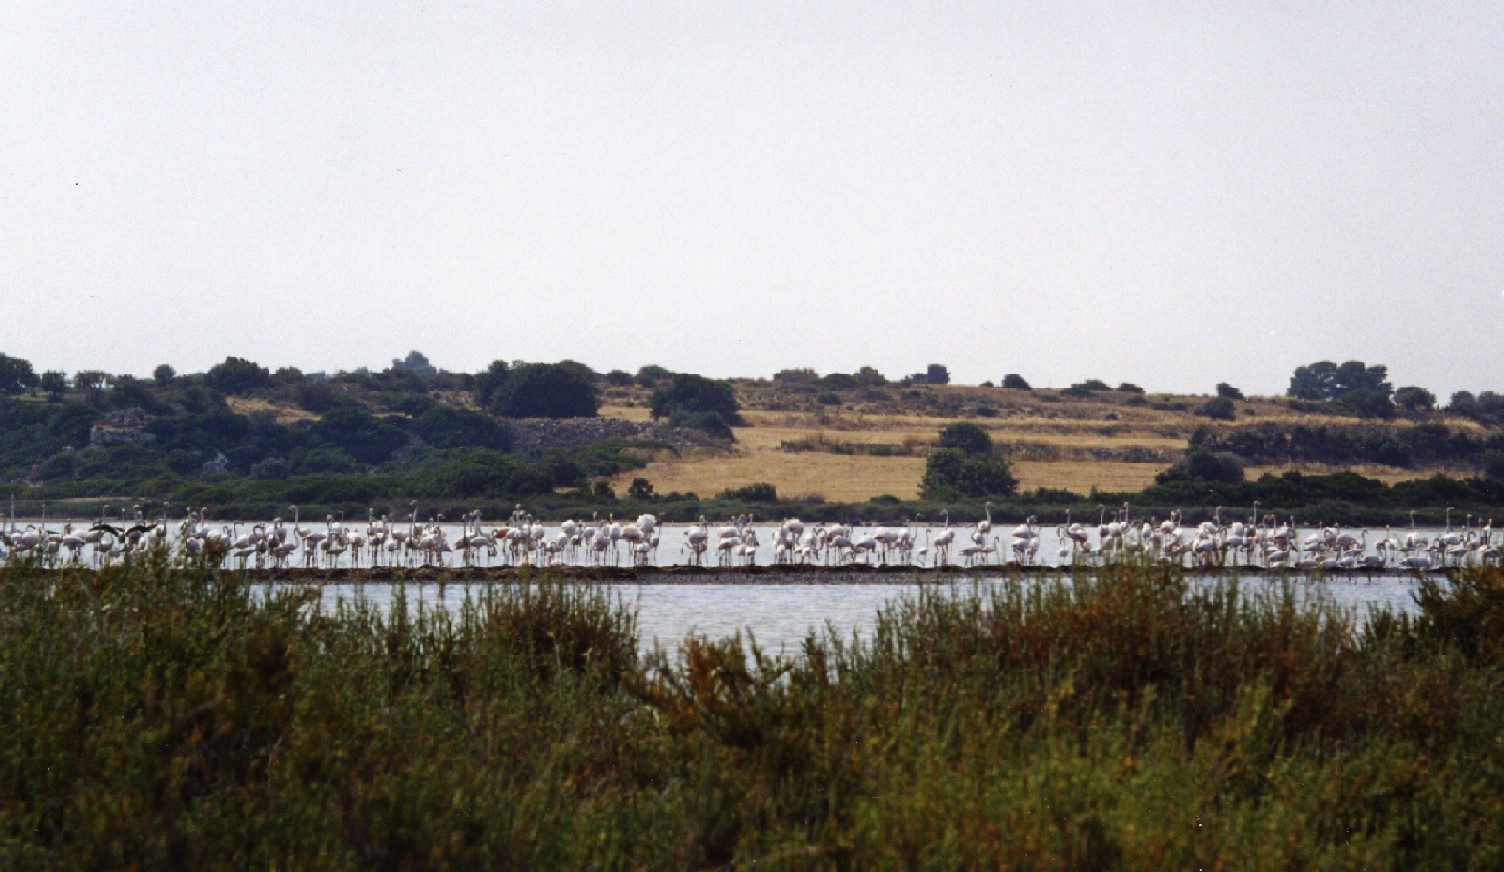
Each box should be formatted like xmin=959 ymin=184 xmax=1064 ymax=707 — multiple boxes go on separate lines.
xmin=506 ymin=417 xmax=711 ymax=456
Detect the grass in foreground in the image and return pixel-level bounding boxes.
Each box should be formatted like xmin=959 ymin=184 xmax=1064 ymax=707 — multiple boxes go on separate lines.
xmin=3 ymin=551 xmax=1503 ymax=869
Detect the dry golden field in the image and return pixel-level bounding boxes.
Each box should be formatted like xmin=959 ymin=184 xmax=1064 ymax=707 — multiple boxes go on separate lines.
xmin=616 ymin=443 xmax=927 ymax=502
xmin=600 ymin=383 xmax=1473 ymax=501
xmin=226 ymin=397 xmax=318 ymax=424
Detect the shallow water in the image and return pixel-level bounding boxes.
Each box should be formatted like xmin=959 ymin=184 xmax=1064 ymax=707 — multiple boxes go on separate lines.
xmin=297 ymin=571 xmax=1428 ymax=656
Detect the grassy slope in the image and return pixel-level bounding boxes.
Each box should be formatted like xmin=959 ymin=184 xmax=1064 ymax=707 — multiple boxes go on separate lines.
xmin=604 ymin=382 xmax=1482 ymax=500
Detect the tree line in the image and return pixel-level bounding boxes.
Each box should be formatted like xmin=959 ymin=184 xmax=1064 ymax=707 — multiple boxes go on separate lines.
xmin=0 ymin=351 xmax=748 ymax=514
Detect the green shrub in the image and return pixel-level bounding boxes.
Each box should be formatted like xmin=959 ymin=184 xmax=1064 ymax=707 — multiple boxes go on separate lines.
xmin=204 ymin=356 xmax=271 ymax=395
xmin=1337 ymin=388 xmax=1396 ymax=419
xmin=717 ymin=482 xmax=777 ymax=501
xmin=0 ymin=353 xmax=40 ymax=394
xmin=669 ymin=410 xmax=735 ymax=440
xmin=921 ymin=447 xmax=1017 ymax=499
xmin=1157 ymin=446 xmax=1245 ymax=484
xmin=938 ymin=421 xmax=992 ymax=455
xmin=312 ymin=407 xmax=408 ymax=464
xmin=412 ymin=405 xmax=512 ymax=450
xmin=651 ymin=374 xmax=740 ymax=424
xmin=493 ymin=362 xmax=599 ymax=418
xmin=1194 ymin=396 xmax=1236 ymax=420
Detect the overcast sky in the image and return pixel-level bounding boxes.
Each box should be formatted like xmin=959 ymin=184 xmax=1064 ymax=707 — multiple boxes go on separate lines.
xmin=3 ymin=2 xmax=1502 ymax=397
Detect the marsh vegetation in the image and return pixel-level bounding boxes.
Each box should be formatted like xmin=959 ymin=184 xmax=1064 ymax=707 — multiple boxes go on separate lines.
xmin=4 ymin=550 xmax=1503 ymax=867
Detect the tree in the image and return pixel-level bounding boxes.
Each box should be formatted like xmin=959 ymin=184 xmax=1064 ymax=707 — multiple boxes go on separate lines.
xmin=635 ymin=364 xmax=673 ymax=387
xmin=1337 ymin=388 xmax=1395 ymax=419
xmin=670 ymin=410 xmax=735 ymax=439
xmin=938 ymin=421 xmax=992 ymax=455
xmin=109 ymin=375 xmax=164 ymax=413
xmin=1215 ymin=383 xmax=1244 ymax=400
xmin=1393 ymin=386 xmax=1436 ymax=412
xmin=1287 ymin=360 xmax=1391 ymax=401
xmin=249 ymin=457 xmax=292 ymax=480
xmin=389 ymin=350 xmax=437 ymax=377
xmin=920 ymin=449 xmax=1017 ymax=500
xmin=774 ymin=368 xmax=820 ymax=384
xmin=152 ymin=364 xmax=176 ymax=386
xmin=377 ymin=371 xmax=426 ymax=397
xmin=925 ymin=364 xmax=950 ymax=385
xmin=290 ymin=447 xmax=359 ymax=475
xmin=179 ymin=384 xmax=225 ymax=414
xmin=492 ymin=362 xmax=598 ymax=418
xmin=855 ymin=366 xmax=886 ymax=386
xmin=627 ymin=477 xmax=656 ymax=500
xmin=922 ymin=422 xmax=1017 ymax=498
xmin=1479 ymin=392 xmax=1504 ymax=420
xmin=39 ymin=371 xmax=68 ymax=398
xmin=1156 ymin=447 xmax=1245 ymax=484
xmin=1063 ymin=380 xmax=1109 ymax=398
xmin=74 ymin=370 xmax=109 ymax=396
xmin=294 ymin=381 xmax=344 ymax=413
xmin=312 ymin=407 xmax=409 ymax=464
xmin=472 ymin=360 xmax=511 ymax=410
xmin=271 ymin=366 xmax=307 ymax=386
xmin=1193 ymin=396 xmax=1236 ymax=420
xmin=419 ymin=450 xmax=551 ymax=499
xmin=651 ymin=374 xmax=740 ymax=423
xmin=1117 ymin=382 xmax=1145 ymax=394
xmin=205 ymin=356 xmax=271 ymax=395
xmin=1001 ymin=373 xmax=1032 ymax=390
xmin=1483 ymin=450 xmax=1504 ymax=481
xmin=0 ymin=354 xmax=39 ymax=395
xmin=718 ymin=482 xmax=777 ymax=501
xmin=412 ymin=406 xmax=512 ymax=450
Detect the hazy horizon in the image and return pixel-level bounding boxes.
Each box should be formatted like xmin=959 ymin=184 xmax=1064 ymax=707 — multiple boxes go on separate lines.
xmin=5 ymin=3 xmax=1502 ymax=397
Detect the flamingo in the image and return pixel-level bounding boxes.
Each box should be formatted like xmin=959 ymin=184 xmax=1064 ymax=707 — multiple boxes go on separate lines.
xmin=976 ymin=501 xmax=994 ymax=537
xmin=933 ymin=510 xmax=955 ymax=565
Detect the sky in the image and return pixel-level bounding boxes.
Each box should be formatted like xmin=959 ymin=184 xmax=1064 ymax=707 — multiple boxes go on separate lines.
xmin=3 ymin=2 xmax=1502 ymax=397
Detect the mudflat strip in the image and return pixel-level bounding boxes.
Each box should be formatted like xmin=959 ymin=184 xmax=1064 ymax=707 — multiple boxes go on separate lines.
xmin=34 ymin=564 xmax=1450 ymax=585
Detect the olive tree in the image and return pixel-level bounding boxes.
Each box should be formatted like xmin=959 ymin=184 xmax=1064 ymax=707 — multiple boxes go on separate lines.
xmin=0 ymin=354 xmax=39 ymax=395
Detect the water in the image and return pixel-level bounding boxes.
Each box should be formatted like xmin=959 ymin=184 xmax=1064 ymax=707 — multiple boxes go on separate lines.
xmin=4 ymin=512 xmax=1466 ymax=653
xmin=298 ymin=571 xmax=1429 ymax=657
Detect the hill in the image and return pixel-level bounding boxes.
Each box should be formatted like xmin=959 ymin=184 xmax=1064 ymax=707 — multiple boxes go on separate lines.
xmin=1 ymin=352 xmax=1501 ymax=523
xmin=602 ymin=378 xmax=1492 ymax=502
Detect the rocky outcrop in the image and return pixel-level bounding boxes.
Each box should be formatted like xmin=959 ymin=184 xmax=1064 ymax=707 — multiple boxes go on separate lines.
xmin=89 ymin=408 xmax=156 ymax=447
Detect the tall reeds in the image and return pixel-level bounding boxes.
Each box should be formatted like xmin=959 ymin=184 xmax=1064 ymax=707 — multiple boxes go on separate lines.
xmin=3 ymin=550 xmax=1502 ymax=868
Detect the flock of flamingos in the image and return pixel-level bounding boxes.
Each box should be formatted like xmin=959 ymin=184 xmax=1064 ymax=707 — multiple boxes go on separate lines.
xmin=1 ymin=500 xmax=1498 ymax=572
